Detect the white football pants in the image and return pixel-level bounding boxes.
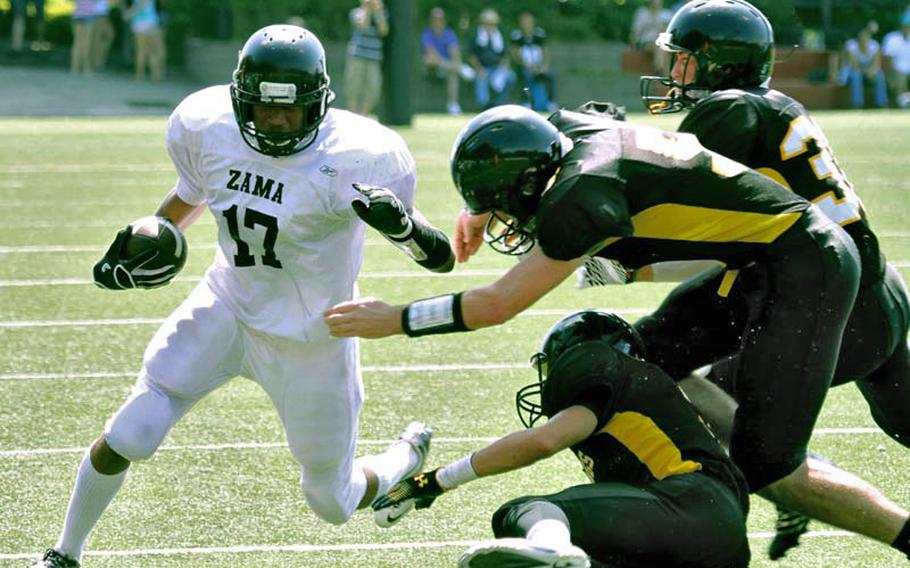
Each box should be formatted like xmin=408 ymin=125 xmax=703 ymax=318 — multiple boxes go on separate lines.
xmin=104 ymin=280 xmax=366 ymax=524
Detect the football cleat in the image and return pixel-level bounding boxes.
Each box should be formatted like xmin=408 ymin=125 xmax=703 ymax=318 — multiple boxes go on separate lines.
xmin=767 ymin=505 xmax=810 ymax=560
xmin=396 ymin=421 xmax=433 ymax=480
xmin=459 ymin=538 xmax=591 ymax=568
xmin=29 ymin=549 xmax=80 ymax=568
xmin=372 ymin=421 xmax=432 ymax=528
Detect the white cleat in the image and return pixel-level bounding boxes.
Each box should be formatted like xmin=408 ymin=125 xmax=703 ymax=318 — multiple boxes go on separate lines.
xmin=458 ymin=538 xmax=591 ymax=568
xmin=372 ymin=421 xmax=432 ymax=528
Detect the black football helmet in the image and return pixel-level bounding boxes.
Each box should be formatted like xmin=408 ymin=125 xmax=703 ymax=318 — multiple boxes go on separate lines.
xmin=450 ymin=105 xmax=563 ymax=255
xmin=230 ymin=25 xmax=335 ymax=156
xmin=516 ymin=309 xmax=646 ymax=428
xmin=640 ymin=0 xmax=774 ymax=114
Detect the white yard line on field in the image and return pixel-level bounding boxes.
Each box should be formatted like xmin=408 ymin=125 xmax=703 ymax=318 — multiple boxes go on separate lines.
xmin=0 ymin=429 xmax=883 ymax=459
xmin=0 ymin=269 xmax=510 ymax=287
xmin=0 ymin=363 xmax=528 ymax=380
xmin=0 ymin=437 xmax=499 ymax=458
xmin=0 ymin=164 xmax=173 ymax=174
xmin=0 ymin=241 xmax=389 ymax=253
xmin=0 ymin=309 xmax=652 ymax=329
xmin=0 ymin=530 xmax=860 ymax=560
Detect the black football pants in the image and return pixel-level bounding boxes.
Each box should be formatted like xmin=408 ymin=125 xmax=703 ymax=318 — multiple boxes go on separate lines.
xmin=491 ymin=473 xmax=750 ymax=568
xmin=710 ymin=262 xmax=910 ymax=446
xmin=635 ymin=209 xmax=861 ymax=491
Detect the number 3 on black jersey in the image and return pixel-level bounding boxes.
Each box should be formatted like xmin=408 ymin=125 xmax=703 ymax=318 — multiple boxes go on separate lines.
xmin=779 ymin=115 xmax=863 ymax=226
xmin=223 ymin=205 xmax=283 ymax=268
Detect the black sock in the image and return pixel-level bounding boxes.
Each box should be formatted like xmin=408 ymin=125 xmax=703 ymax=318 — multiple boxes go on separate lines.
xmin=891 ymin=517 xmax=910 ymax=556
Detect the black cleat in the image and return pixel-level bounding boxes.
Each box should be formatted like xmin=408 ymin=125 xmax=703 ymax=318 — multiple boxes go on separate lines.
xmin=768 ymin=505 xmax=810 ymax=560
xmin=29 ymin=549 xmax=80 ymax=568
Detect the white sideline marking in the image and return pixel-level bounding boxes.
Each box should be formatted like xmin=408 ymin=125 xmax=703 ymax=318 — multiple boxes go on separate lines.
xmin=0 ymin=530 xmax=860 ymax=560
xmin=0 ymin=429 xmax=882 ymax=459
xmin=0 ymin=363 xmax=529 ymax=381
xmin=0 ymin=309 xmax=651 ymax=329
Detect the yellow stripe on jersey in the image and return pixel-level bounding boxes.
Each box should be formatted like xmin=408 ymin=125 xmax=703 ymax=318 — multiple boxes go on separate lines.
xmin=755 ymin=167 xmax=793 ymax=190
xmin=631 ymin=203 xmax=801 ymax=244
xmin=716 ymin=269 xmax=740 ymax=298
xmin=601 ymin=411 xmax=702 ymax=480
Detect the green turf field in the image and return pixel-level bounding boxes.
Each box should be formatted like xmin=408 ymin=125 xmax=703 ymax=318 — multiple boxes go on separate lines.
xmin=1 ymin=111 xmax=910 ymax=567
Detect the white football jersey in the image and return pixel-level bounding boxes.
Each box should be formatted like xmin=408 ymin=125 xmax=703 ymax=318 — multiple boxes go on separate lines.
xmin=167 ymin=85 xmax=416 ymax=341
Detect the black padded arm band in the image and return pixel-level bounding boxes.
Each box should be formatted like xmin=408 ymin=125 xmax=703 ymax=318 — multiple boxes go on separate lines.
xmin=390 ymin=214 xmax=455 ymax=273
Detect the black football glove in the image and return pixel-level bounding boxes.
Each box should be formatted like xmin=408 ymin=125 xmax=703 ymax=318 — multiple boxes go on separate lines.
xmin=92 ymin=226 xmax=163 ymax=290
xmin=372 ymin=468 xmax=446 ymax=512
xmin=351 ymin=183 xmax=413 ymax=239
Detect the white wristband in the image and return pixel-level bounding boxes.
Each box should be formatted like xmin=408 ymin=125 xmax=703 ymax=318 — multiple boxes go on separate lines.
xmin=436 ymin=453 xmax=478 ymax=490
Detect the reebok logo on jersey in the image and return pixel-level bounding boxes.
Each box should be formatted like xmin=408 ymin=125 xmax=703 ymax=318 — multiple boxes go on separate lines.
xmin=320 ymin=165 xmax=338 ymax=177
xmin=226 ymin=169 xmax=284 ymax=204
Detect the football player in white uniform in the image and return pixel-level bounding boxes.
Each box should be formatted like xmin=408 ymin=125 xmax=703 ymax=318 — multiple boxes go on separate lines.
xmin=32 ymin=24 xmax=453 ymax=568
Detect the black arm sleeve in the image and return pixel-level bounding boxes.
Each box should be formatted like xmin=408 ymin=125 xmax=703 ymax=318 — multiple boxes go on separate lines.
xmin=392 ymin=213 xmax=455 ymax=273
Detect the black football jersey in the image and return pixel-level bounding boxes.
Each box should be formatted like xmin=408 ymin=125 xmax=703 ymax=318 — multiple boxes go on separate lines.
xmin=550 ymin=342 xmax=748 ymax=509
xmin=538 ymin=109 xmax=810 ymax=268
xmin=680 ymin=88 xmax=883 ymax=284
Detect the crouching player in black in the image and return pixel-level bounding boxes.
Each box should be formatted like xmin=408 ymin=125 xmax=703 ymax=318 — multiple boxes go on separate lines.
xmin=373 ymin=310 xmax=750 ymax=568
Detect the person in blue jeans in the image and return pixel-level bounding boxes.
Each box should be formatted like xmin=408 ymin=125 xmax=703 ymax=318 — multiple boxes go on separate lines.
xmin=510 ymin=12 xmax=556 ymax=111
xmin=467 ymin=8 xmax=514 ymax=109
xmin=842 ymin=23 xmax=888 ymax=109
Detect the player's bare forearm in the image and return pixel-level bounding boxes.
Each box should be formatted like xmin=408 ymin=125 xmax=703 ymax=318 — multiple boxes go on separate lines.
xmin=324 ymin=297 xmax=403 ymax=338
xmin=323 ymin=248 xmax=579 ymax=338
xmin=472 ymin=406 xmax=597 ymax=477
xmin=461 ymin=249 xmax=582 ymax=329
xmin=155 ymin=188 xmax=205 ymax=231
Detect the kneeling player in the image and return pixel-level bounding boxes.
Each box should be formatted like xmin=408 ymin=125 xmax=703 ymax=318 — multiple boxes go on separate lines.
xmin=373 ymin=310 xmax=750 ymax=568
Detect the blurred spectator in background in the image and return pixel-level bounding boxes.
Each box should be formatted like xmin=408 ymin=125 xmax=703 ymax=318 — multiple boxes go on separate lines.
xmin=124 ymin=0 xmax=165 ymax=81
xmin=71 ymin=0 xmax=97 ymax=75
xmin=422 ymin=6 xmax=471 ymax=115
xmin=92 ymin=0 xmax=116 ymax=71
xmin=11 ymin=0 xmax=48 ymax=54
xmin=883 ymin=12 xmax=910 ymax=107
xmin=468 ymin=8 xmax=514 ymax=110
xmin=842 ymin=22 xmax=888 ymax=108
xmin=509 ymin=11 xmax=556 ymax=111
xmin=286 ymin=16 xmax=307 ymax=28
xmin=345 ymin=0 xmax=388 ymax=115
xmin=629 ymin=0 xmax=672 ymax=74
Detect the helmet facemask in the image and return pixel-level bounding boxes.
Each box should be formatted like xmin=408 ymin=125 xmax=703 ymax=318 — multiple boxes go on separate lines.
xmin=516 ymin=351 xmax=548 ymax=429
xmin=483 ymin=211 xmax=537 ymax=256
xmin=515 ymin=310 xmax=647 ymax=429
xmin=641 ymin=34 xmax=712 ymax=115
xmin=230 ymin=77 xmax=333 ymax=157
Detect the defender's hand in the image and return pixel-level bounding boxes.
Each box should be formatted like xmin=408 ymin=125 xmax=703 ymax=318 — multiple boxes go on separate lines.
xmin=372 ymin=469 xmax=445 ymax=512
xmin=351 ymin=183 xmax=412 ymax=238
xmin=453 ymin=210 xmax=490 ymax=263
xmin=92 ymin=226 xmax=159 ymax=290
xmin=323 ymin=297 xmax=402 ymax=338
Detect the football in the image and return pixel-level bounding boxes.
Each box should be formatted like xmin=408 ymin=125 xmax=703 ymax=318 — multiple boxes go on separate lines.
xmin=123 ymin=215 xmax=188 ymax=275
